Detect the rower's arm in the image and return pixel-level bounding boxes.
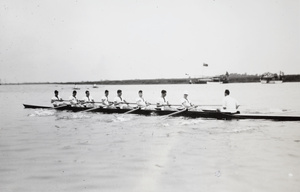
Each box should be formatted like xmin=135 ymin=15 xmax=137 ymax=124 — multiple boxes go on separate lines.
xmin=157 ymin=103 xmax=169 ymax=107
xmin=236 ymin=100 xmax=240 ymax=109
xmin=51 ymin=99 xmax=62 ymax=103
xmin=181 ymin=100 xmax=188 ymax=108
xmin=222 ymin=99 xmax=227 ymax=109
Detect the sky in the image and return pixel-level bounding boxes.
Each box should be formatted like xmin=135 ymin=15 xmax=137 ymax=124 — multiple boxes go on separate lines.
xmin=0 ymin=0 xmax=299 ymax=83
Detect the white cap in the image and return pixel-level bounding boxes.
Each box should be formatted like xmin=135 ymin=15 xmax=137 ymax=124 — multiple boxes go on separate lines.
xmin=184 ymin=91 xmax=189 ymax=95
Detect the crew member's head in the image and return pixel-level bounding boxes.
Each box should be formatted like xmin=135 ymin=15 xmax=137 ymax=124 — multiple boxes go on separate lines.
xmin=54 ymin=90 xmax=59 ymax=96
xmin=225 ymin=89 xmax=230 ymax=96
xmin=105 ymin=90 xmax=109 ymax=97
xmin=72 ymin=90 xmax=77 ymax=97
xmin=117 ymin=89 xmax=122 ymax=96
xmin=138 ymin=90 xmax=143 ymax=97
xmin=85 ymin=90 xmax=90 ymax=97
xmin=161 ymin=90 xmax=167 ymax=97
xmin=184 ymin=91 xmax=189 ymax=98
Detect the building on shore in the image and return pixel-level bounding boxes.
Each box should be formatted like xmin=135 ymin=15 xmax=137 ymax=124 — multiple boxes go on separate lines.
xmin=260 ymin=71 xmax=284 ymax=84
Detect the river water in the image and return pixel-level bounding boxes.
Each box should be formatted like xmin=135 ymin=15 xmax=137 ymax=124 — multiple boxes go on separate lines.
xmin=0 ymin=83 xmax=300 ymax=192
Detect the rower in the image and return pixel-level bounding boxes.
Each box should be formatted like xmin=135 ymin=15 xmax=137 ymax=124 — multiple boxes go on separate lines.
xmin=136 ymin=90 xmax=150 ymax=109
xmin=157 ymin=90 xmax=171 ymax=110
xmin=221 ymin=89 xmax=240 ymax=113
xmin=101 ymin=90 xmax=112 ymax=107
xmin=51 ymin=90 xmax=63 ymax=107
xmin=181 ymin=91 xmax=195 ymax=109
xmin=114 ymin=90 xmax=129 ymax=109
xmin=82 ymin=90 xmax=95 ymax=107
xmin=69 ymin=90 xmax=78 ymax=106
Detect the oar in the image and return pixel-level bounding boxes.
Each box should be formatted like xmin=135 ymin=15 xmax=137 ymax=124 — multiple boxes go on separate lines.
xmin=52 ymin=99 xmax=72 ymax=102
xmin=148 ymin=103 xmax=222 ymax=107
xmin=124 ymin=102 xmax=137 ymax=105
xmin=123 ymin=107 xmax=140 ymax=114
xmin=196 ymin=104 xmax=221 ymax=107
xmin=166 ymin=104 xmax=221 ymax=107
xmin=55 ymin=99 xmax=109 ymax=104
xmin=162 ymin=108 xmax=187 ymax=118
xmin=161 ymin=105 xmax=200 ymax=119
xmin=52 ymin=104 xmax=68 ymax=109
xmin=80 ymin=107 xmax=99 ymax=113
xmin=80 ymin=101 xmax=115 ymax=113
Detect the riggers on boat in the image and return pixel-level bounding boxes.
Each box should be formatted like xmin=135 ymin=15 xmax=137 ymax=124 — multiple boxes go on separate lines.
xmin=23 ymin=104 xmax=300 ymax=121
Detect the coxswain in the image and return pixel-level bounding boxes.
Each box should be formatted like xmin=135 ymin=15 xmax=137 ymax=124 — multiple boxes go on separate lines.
xmin=136 ymin=90 xmax=151 ymax=109
xmin=221 ymin=89 xmax=240 ymax=113
xmin=157 ymin=90 xmax=171 ymax=110
xmin=101 ymin=90 xmax=112 ymax=107
xmin=114 ymin=90 xmax=129 ymax=109
xmin=82 ymin=90 xmax=94 ymax=107
xmin=51 ymin=90 xmax=63 ymax=107
xmin=69 ymin=90 xmax=78 ymax=106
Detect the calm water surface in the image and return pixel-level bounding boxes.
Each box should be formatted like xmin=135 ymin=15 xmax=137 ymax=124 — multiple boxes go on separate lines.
xmin=0 ymin=83 xmax=300 ymax=192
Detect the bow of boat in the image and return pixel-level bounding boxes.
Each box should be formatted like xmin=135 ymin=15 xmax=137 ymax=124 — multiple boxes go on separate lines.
xmin=23 ymin=104 xmax=52 ymax=109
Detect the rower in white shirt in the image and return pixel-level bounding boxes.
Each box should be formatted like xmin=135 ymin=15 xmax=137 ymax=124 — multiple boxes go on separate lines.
xmin=157 ymin=90 xmax=171 ymax=110
xmin=101 ymin=90 xmax=112 ymax=107
xmin=181 ymin=91 xmax=194 ymax=107
xmin=51 ymin=90 xmax=63 ymax=107
xmin=69 ymin=90 xmax=78 ymax=106
xmin=181 ymin=91 xmax=192 ymax=108
xmin=136 ymin=90 xmax=151 ymax=109
xmin=180 ymin=91 xmax=199 ymax=111
xmin=82 ymin=90 xmax=94 ymax=107
xmin=114 ymin=89 xmax=129 ymax=109
xmin=221 ymin=89 xmax=240 ymax=113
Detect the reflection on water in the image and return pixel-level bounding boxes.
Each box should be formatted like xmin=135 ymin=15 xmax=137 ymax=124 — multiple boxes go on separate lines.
xmin=0 ymin=84 xmax=300 ymax=192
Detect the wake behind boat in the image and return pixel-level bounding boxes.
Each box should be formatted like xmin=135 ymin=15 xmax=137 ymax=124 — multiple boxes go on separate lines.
xmin=23 ymin=104 xmax=300 ymax=121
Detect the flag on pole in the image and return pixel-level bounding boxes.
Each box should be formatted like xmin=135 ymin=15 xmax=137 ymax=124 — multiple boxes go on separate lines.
xmin=203 ymin=63 xmax=208 ymax=67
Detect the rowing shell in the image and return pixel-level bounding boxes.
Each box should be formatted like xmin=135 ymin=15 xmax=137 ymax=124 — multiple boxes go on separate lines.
xmin=23 ymin=104 xmax=300 ymax=121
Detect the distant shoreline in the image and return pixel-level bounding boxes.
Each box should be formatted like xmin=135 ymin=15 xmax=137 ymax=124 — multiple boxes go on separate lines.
xmin=2 ymin=74 xmax=300 ymax=85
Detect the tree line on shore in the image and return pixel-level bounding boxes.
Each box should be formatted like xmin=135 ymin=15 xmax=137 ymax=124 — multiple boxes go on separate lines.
xmin=226 ymin=73 xmax=300 ymax=83
xmin=4 ymin=73 xmax=300 ymax=85
xmin=62 ymin=73 xmax=300 ymax=85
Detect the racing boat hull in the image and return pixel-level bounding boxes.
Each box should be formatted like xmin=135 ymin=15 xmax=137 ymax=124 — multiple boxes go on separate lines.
xmin=23 ymin=104 xmax=300 ymax=121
